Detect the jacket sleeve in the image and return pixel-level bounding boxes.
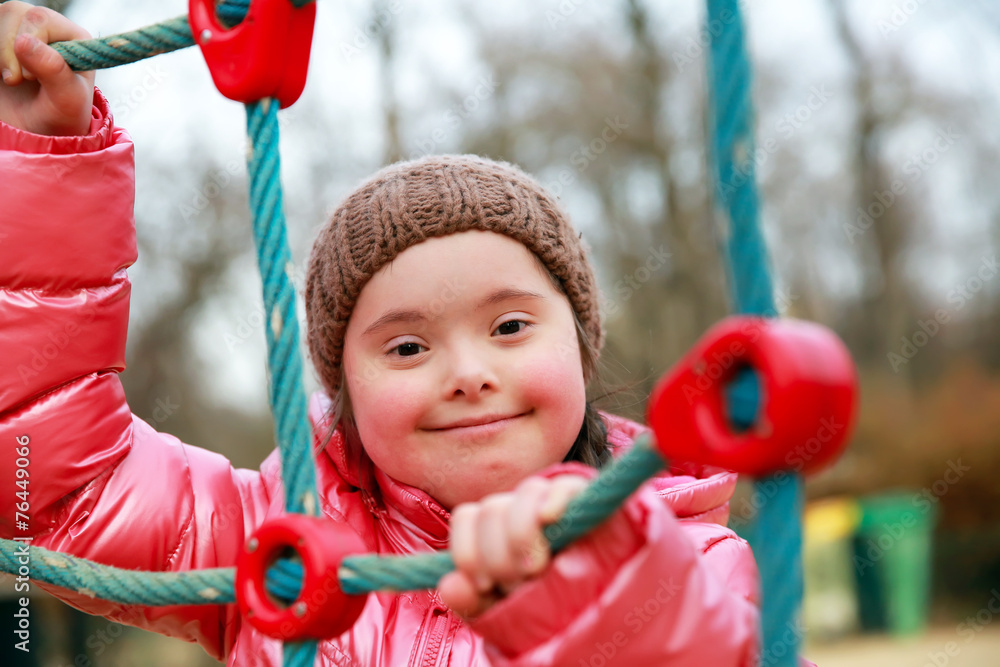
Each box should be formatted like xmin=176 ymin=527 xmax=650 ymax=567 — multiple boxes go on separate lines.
xmin=469 ymin=463 xmax=761 ymax=666
xmin=0 ymin=89 xmax=269 ymax=661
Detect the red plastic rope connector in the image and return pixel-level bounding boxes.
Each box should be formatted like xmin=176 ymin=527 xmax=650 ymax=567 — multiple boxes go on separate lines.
xmin=647 ymin=316 xmax=858 ymax=476
xmin=189 ymin=0 xmax=316 ymax=108
xmin=236 ymin=515 xmax=368 ymax=640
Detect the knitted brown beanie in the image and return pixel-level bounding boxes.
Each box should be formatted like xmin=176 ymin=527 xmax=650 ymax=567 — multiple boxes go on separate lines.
xmin=304 ymin=154 xmax=603 ymax=397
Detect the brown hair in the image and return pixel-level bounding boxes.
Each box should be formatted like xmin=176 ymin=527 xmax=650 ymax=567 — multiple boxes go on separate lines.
xmin=561 ymin=316 xmax=612 ymax=467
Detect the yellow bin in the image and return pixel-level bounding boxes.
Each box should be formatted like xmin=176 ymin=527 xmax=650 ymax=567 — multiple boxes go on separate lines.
xmin=803 ymin=497 xmax=862 ymax=640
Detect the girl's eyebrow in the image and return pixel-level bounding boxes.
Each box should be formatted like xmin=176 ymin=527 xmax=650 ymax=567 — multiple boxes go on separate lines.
xmin=477 ymin=287 xmax=545 ymax=309
xmin=362 ymin=309 xmax=427 ymax=337
xmin=362 ymin=288 xmax=545 ymax=338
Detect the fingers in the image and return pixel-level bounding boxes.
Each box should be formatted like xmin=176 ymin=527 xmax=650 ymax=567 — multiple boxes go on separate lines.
xmin=437 ymin=571 xmax=483 ymax=619
xmin=450 ymin=487 xmax=539 ymax=603
xmin=504 ymin=477 xmax=553 ymax=576
xmin=15 ymin=33 xmax=70 ymax=89
xmin=537 ymin=474 xmax=590 ymax=523
xmin=15 ymin=7 xmax=90 ymax=85
xmin=479 ymin=479 xmax=550 ymax=584
xmin=0 ymin=1 xmax=27 ymax=84
xmin=0 ymin=3 xmax=94 ymax=135
xmin=2 ymin=4 xmax=90 ymax=86
xmin=450 ymin=502 xmax=495 ymax=593
xmin=445 ymin=504 xmax=501 ymax=620
xmin=448 ymin=474 xmax=593 ymax=601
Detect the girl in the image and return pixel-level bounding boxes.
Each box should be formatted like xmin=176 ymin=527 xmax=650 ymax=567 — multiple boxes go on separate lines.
xmin=0 ymin=4 xmax=761 ymax=665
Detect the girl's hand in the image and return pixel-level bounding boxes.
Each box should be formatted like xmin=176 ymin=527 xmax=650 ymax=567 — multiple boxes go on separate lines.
xmin=0 ymin=2 xmax=94 ymax=136
xmin=439 ymin=473 xmax=591 ymax=619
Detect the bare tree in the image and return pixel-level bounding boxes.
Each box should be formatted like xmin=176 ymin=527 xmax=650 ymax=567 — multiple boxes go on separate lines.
xmin=121 ymin=162 xmax=276 ymax=470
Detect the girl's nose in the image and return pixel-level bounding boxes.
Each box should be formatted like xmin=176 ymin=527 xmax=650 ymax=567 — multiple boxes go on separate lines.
xmin=442 ymin=343 xmax=498 ymax=400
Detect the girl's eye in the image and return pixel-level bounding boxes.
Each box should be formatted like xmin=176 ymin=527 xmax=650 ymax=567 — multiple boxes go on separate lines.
xmin=494 ymin=320 xmax=527 ymax=336
xmin=392 ymin=342 xmax=425 ymax=357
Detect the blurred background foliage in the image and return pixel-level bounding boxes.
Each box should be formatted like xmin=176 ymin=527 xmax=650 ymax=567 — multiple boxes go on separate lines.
xmin=5 ymin=0 xmax=1000 ymax=664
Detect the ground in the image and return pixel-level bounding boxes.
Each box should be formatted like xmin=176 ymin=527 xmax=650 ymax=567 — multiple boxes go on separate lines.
xmin=804 ymin=623 xmax=1000 ymax=667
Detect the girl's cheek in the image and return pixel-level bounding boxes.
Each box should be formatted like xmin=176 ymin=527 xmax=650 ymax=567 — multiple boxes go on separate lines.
xmin=352 ymin=372 xmax=428 ymax=434
xmin=518 ymin=348 xmax=586 ymax=410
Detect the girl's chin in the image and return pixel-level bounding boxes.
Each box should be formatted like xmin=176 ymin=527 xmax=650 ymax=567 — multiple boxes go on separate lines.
xmin=431 ymin=466 xmax=533 ymax=509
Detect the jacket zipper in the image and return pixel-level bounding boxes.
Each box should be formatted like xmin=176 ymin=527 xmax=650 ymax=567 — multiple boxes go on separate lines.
xmin=420 ymin=607 xmax=450 ymax=667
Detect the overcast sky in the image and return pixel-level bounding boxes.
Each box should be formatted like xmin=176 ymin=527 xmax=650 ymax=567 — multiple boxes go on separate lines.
xmin=60 ymin=0 xmax=1000 ymax=412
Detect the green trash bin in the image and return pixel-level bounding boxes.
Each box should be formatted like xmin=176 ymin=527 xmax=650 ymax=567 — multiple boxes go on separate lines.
xmin=852 ymin=491 xmax=937 ymax=635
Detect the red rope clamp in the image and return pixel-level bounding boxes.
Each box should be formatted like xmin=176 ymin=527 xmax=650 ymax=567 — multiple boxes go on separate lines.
xmin=236 ymin=515 xmax=368 ymax=640
xmin=647 ymin=316 xmax=857 ymax=476
xmin=189 ymin=0 xmax=316 ymax=108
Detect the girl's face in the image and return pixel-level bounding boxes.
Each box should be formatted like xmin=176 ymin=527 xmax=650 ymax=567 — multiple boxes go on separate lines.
xmin=342 ymin=230 xmax=587 ymax=510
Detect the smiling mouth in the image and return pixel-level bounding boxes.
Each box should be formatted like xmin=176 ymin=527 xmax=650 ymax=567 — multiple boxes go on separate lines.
xmin=427 ymin=411 xmax=530 ymax=431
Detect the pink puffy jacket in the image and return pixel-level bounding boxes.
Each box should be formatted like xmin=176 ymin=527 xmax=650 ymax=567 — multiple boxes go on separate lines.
xmin=0 ymin=90 xmax=765 ymax=666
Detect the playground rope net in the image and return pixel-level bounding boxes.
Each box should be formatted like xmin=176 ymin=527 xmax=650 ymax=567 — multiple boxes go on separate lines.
xmin=0 ymin=1 xmax=806 ymax=665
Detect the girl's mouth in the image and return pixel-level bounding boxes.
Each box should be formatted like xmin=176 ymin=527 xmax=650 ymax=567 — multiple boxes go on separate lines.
xmin=426 ymin=411 xmax=531 ymax=439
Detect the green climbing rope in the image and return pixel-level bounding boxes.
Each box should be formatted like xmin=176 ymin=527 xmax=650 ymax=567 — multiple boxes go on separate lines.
xmin=705 ymin=1 xmax=803 ymax=665
xmin=0 ymin=435 xmax=665 ymax=604
xmin=0 ymin=2 xmax=807 ymax=665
